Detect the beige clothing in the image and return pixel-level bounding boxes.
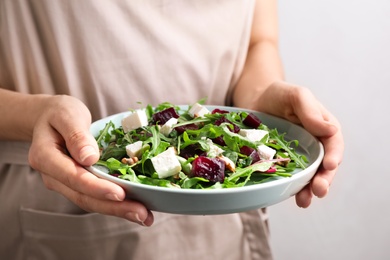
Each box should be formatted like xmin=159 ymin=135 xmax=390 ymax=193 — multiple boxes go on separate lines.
xmin=0 ymin=1 xmax=273 ymax=259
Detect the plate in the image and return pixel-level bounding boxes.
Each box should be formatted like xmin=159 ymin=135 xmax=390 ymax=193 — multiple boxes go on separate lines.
xmin=87 ymin=106 xmax=324 ymax=215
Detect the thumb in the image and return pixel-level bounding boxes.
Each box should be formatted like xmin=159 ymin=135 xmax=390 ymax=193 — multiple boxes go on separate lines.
xmin=59 ymin=114 xmax=100 ymax=166
xmin=66 ymin=130 xmax=100 ymax=166
xmin=293 ymin=93 xmax=338 ymax=138
xmin=49 ymin=100 xmax=100 ymax=166
xmin=300 ymin=112 xmax=338 ymax=138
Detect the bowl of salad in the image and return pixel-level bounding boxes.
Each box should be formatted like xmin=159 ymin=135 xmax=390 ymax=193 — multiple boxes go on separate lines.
xmin=87 ymin=102 xmax=324 ymax=215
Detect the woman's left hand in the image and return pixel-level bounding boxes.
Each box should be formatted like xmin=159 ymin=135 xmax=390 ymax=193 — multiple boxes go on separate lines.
xmin=255 ymin=81 xmax=344 ymax=207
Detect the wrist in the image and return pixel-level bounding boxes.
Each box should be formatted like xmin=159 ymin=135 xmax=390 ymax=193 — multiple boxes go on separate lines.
xmin=0 ymin=89 xmax=53 ymax=140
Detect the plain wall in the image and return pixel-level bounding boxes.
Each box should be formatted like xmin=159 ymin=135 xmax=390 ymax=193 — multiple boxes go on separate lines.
xmin=269 ymin=1 xmax=390 ymax=259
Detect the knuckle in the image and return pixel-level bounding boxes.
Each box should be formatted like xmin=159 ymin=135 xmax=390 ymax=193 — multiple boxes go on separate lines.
xmin=67 ymin=130 xmax=88 ymax=147
xmin=41 ymin=175 xmax=55 ymax=191
xmin=73 ymin=193 xmax=92 ymax=212
xmin=28 ymin=145 xmax=43 ymax=170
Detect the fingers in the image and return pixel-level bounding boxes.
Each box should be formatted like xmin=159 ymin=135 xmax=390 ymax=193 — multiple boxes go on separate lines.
xmin=295 ymin=165 xmax=339 ymax=208
xmin=311 ymin=127 xmax=343 ymax=197
xmin=285 ymin=86 xmax=344 ymax=207
xmin=295 ymin=184 xmax=313 ymax=208
xmin=30 ymin=134 xmax=154 ymax=226
xmin=30 ymin=153 xmax=127 ymax=203
xmin=29 ymin=126 xmax=126 ymax=201
xmin=295 ymin=140 xmax=342 ymax=207
xmin=28 ymin=96 xmax=154 ymax=226
xmin=42 ymin=174 xmax=154 ymax=226
xmin=320 ymin=121 xmax=344 ymax=171
xmin=311 ymin=166 xmax=334 ymax=198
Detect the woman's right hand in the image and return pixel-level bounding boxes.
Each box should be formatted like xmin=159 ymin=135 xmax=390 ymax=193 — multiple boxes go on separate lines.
xmin=28 ymin=95 xmax=154 ymax=226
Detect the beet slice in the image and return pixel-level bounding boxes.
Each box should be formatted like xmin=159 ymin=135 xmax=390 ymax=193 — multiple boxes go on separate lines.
xmin=211 ymin=108 xmax=229 ymax=114
xmin=243 ymin=113 xmax=261 ymax=128
xmin=212 ymin=136 xmax=226 ymax=146
xmin=240 ymin=145 xmax=260 ymax=164
xmin=174 ymin=123 xmax=199 ymax=135
xmin=179 ymin=144 xmax=205 ymax=159
xmin=152 ymin=107 xmax=179 ymax=125
xmin=191 ymin=156 xmax=225 ymax=183
xmin=211 ymin=116 xmax=240 ymax=146
xmin=215 ymin=116 xmax=240 ymax=133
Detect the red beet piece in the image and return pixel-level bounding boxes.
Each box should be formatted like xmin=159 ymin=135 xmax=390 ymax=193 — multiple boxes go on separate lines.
xmin=243 ymin=113 xmax=261 ymax=128
xmin=240 ymin=146 xmax=260 ymax=163
xmin=212 ymin=136 xmax=226 ymax=146
xmin=152 ymin=107 xmax=179 ymax=125
xmin=179 ymin=144 xmax=205 ymax=159
xmin=211 ymin=108 xmax=229 ymax=114
xmin=215 ymin=116 xmax=240 ymax=133
xmin=191 ymin=156 xmax=225 ymax=183
xmin=174 ymin=123 xmax=199 ymax=134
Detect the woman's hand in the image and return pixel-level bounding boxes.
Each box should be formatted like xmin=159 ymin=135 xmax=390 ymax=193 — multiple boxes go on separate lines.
xmin=28 ymin=95 xmax=154 ymax=226
xmin=256 ymin=81 xmax=344 ymax=208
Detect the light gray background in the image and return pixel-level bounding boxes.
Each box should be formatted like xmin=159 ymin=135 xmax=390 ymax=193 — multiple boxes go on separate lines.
xmin=269 ymin=1 xmax=390 ymax=259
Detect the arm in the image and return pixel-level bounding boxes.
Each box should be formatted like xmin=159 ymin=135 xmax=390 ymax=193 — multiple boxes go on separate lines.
xmin=233 ymin=0 xmax=284 ymax=110
xmin=233 ymin=0 xmax=344 ymax=207
xmin=0 ymin=88 xmax=153 ymax=225
xmin=0 ymin=88 xmax=50 ymax=140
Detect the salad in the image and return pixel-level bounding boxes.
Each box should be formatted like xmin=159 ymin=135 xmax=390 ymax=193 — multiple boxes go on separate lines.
xmin=94 ymin=101 xmax=308 ymax=189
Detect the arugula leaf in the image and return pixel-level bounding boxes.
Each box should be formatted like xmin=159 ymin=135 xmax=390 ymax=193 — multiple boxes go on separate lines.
xmin=100 ymin=143 xmax=126 ymax=161
xmin=96 ymin=121 xmax=115 ymax=147
xmin=268 ymin=129 xmax=308 ymax=169
xmin=138 ymin=175 xmax=180 ymax=188
xmin=227 ymin=161 xmax=273 ymax=183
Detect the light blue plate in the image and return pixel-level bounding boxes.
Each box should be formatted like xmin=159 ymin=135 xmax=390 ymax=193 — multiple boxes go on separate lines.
xmin=87 ymin=106 xmax=324 ymax=215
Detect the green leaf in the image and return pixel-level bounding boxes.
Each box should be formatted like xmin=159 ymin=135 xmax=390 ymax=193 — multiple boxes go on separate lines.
xmin=181 ymin=176 xmax=210 ymax=189
xmin=100 ymin=143 xmax=126 ymax=161
xmin=120 ymin=167 xmax=141 ymax=183
xmin=95 ymin=121 xmax=115 ymax=147
xmin=269 ymin=129 xmax=308 ymax=169
xmin=138 ymin=175 xmax=180 ymax=188
xmin=227 ymin=161 xmax=273 ymax=183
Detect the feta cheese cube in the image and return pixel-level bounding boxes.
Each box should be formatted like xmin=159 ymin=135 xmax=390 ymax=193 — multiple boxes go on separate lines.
xmin=205 ymin=138 xmax=224 ymax=157
xmin=151 ymin=147 xmax=182 ymax=178
xmin=189 ymin=103 xmax=209 ymax=118
xmin=160 ymin=117 xmax=178 ymax=136
xmin=121 ymin=110 xmax=148 ymax=133
xmin=238 ymin=129 xmax=268 ymax=143
xmin=126 ymin=141 xmax=143 ymax=158
xmin=257 ymin=144 xmax=276 ymax=160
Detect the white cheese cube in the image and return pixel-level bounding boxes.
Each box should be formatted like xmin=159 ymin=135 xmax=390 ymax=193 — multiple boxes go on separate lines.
xmin=189 ymin=103 xmax=210 ymax=118
xmin=126 ymin=141 xmax=143 ymax=158
xmin=160 ymin=118 xmax=178 ymax=136
xmin=206 ymin=138 xmax=224 ymax=157
xmin=238 ymin=129 xmax=268 ymax=143
xmin=121 ymin=110 xmax=148 ymax=133
xmin=151 ymin=147 xmax=182 ymax=178
xmin=257 ymin=144 xmax=276 ymax=160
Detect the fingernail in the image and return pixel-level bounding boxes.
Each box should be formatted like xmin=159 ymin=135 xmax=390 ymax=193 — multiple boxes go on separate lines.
xmin=105 ymin=193 xmax=121 ymax=201
xmin=125 ymin=212 xmax=145 ymax=226
xmin=80 ymin=145 xmax=97 ymax=162
xmin=325 ymin=122 xmax=338 ymax=132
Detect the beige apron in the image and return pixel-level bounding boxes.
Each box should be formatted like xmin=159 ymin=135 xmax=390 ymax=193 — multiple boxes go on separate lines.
xmin=0 ymin=1 xmax=273 ymax=259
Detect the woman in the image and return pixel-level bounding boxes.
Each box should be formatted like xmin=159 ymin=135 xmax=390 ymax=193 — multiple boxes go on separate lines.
xmin=0 ymin=0 xmax=343 ymax=259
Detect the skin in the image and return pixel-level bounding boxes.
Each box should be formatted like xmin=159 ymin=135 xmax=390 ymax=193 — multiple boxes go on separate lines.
xmin=0 ymin=0 xmax=343 ymax=226
xmin=233 ymin=0 xmax=344 ymax=207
